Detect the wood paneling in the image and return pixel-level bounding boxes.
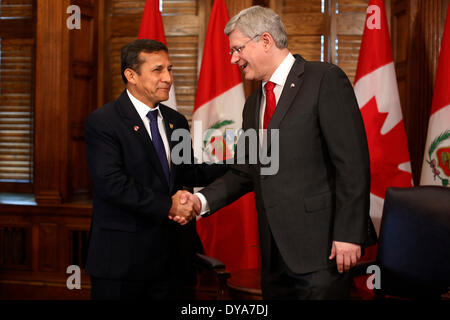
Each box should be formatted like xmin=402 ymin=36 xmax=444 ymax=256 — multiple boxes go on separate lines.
xmin=38 ymin=223 xmax=58 ymax=272
xmin=34 ymin=0 xmax=101 ymax=203
xmin=392 ymin=0 xmax=448 ymax=184
xmin=0 ymin=225 xmax=31 ymax=269
xmin=34 ymin=0 xmax=71 ymax=204
xmin=67 ymin=0 xmax=99 ymax=201
xmin=0 ymin=203 xmax=92 ymax=299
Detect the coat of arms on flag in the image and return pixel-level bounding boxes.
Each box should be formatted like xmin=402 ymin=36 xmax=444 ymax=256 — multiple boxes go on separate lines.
xmin=420 ymin=4 xmax=450 ymax=187
xmin=424 ymin=130 xmax=450 ymax=186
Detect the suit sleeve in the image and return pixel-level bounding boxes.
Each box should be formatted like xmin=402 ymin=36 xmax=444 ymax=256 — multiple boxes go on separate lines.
xmin=85 ymin=112 xmax=171 ymax=220
xmin=318 ymin=65 xmax=371 ymax=245
xmin=197 ymin=164 xmax=254 ymax=214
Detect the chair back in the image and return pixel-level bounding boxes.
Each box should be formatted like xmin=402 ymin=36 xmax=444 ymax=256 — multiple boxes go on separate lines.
xmin=377 ymin=186 xmax=450 ymax=298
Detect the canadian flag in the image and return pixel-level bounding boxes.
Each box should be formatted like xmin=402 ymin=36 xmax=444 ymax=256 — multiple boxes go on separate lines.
xmin=138 ymin=0 xmax=177 ymax=110
xmin=420 ymin=5 xmax=450 ymax=187
xmin=353 ymin=0 xmax=413 ymax=299
xmin=354 ymin=0 xmax=413 ymax=235
xmin=193 ymin=0 xmax=260 ymax=272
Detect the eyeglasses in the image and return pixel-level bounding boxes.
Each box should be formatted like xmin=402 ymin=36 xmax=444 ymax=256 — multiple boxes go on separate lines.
xmin=229 ymin=34 xmax=261 ymax=56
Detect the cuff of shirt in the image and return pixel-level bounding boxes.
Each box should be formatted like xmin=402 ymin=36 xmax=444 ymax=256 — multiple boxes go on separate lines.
xmin=195 ymin=192 xmax=210 ymax=218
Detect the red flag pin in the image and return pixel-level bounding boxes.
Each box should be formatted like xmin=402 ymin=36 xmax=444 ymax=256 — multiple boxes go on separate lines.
xmin=169 ymin=123 xmax=174 ymax=129
xmin=134 ymin=126 xmax=140 ymax=132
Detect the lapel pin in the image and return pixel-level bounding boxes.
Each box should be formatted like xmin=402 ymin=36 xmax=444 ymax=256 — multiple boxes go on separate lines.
xmin=169 ymin=123 xmax=174 ymax=129
xmin=134 ymin=125 xmax=140 ymax=132
xmin=290 ymin=83 xmax=295 ymax=88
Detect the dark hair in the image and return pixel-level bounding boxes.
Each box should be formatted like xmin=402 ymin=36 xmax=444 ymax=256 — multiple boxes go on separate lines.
xmin=120 ymin=39 xmax=168 ymax=84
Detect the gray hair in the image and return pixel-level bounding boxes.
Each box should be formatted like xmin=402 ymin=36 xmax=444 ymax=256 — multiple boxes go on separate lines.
xmin=224 ymin=6 xmax=288 ymax=49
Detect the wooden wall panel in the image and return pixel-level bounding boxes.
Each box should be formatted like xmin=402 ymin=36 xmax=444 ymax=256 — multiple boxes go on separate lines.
xmin=0 ymin=204 xmax=92 ymax=299
xmin=392 ymin=0 xmax=448 ymax=184
xmin=0 ymin=225 xmax=31 ymax=270
xmin=34 ymin=0 xmax=101 ymax=203
xmin=38 ymin=223 xmax=58 ymax=272
xmin=67 ymin=0 xmax=99 ymax=200
xmin=34 ymin=0 xmax=71 ymax=204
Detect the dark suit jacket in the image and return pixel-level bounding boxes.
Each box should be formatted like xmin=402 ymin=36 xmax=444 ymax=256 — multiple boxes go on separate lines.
xmin=200 ymin=55 xmax=377 ymax=274
xmin=85 ymin=90 xmax=226 ymax=282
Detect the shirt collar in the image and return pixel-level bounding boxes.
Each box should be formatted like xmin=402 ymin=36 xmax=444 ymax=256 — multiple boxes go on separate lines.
xmin=262 ymin=52 xmax=296 ymax=93
xmin=126 ymin=89 xmax=163 ymax=121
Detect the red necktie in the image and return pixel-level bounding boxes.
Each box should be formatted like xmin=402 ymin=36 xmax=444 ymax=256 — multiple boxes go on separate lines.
xmin=263 ymin=81 xmax=276 ymax=129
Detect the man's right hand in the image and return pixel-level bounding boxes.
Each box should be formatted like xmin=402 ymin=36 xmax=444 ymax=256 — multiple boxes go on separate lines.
xmin=168 ymin=190 xmax=201 ymax=225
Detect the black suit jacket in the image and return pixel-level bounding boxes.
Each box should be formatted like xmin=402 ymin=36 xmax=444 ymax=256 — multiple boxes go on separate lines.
xmin=200 ymin=55 xmax=377 ymax=274
xmin=85 ymin=90 xmax=226 ymax=282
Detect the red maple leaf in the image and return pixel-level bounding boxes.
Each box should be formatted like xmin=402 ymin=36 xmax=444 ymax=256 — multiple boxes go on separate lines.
xmin=361 ymin=97 xmax=413 ymax=198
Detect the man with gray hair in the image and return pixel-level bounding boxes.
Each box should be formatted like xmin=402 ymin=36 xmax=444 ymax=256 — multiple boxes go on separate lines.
xmin=178 ymin=5 xmax=377 ymax=299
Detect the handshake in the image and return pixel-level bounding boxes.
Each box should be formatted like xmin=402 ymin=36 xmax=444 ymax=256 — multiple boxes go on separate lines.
xmin=168 ymin=190 xmax=202 ymax=225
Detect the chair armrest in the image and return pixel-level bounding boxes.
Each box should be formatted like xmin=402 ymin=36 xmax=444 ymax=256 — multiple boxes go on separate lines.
xmin=194 ymin=253 xmax=230 ymax=299
xmin=195 ymin=253 xmax=226 ymax=270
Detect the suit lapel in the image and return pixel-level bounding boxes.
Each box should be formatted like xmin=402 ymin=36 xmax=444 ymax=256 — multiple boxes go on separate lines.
xmin=116 ymin=90 xmax=170 ymax=189
xmin=159 ymin=106 xmax=176 ymax=192
xmin=268 ymin=56 xmax=305 ymax=131
xmin=266 ymin=56 xmax=305 ymax=150
xmin=254 ymin=87 xmax=262 ymax=134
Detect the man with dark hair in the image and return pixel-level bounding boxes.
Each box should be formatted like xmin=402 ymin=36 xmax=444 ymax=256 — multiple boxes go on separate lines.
xmin=85 ymin=39 xmax=225 ymax=300
xmin=120 ymin=39 xmax=169 ymax=84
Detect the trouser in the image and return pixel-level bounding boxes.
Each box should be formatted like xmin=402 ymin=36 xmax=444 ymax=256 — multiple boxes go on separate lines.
xmin=261 ymin=234 xmax=352 ymax=300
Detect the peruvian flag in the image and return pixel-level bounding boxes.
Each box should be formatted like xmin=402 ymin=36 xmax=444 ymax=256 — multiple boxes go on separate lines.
xmin=354 ymin=0 xmax=413 ymax=235
xmin=353 ymin=0 xmax=413 ymax=298
xmin=420 ymin=5 xmax=450 ymax=187
xmin=193 ymin=0 xmax=260 ymax=272
xmin=138 ymin=0 xmax=177 ymax=110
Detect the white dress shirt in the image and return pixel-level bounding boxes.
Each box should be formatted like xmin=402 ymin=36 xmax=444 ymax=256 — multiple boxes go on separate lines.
xmin=259 ymin=52 xmax=296 ymax=141
xmin=196 ymin=53 xmax=296 ymax=217
xmin=127 ymin=89 xmax=171 ymax=169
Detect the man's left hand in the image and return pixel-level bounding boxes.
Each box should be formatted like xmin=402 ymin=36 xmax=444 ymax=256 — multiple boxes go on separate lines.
xmin=329 ymin=241 xmax=361 ymax=273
